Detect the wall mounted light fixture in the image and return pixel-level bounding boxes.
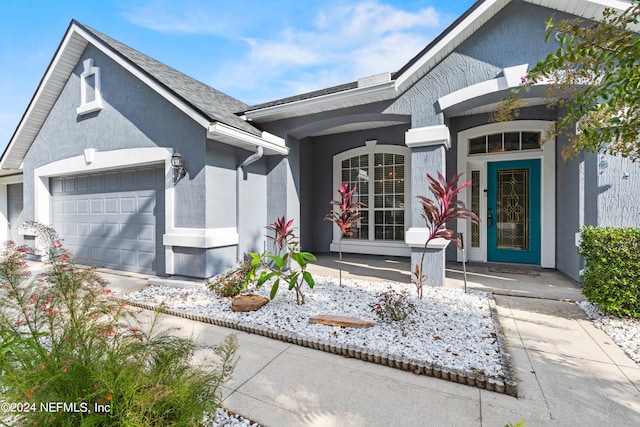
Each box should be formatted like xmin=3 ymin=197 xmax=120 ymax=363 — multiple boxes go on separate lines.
xmin=171 ymin=152 xmax=187 ymax=184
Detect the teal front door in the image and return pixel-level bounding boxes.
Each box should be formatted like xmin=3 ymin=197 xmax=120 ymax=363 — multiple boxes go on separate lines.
xmin=487 ymin=159 xmax=541 ymax=264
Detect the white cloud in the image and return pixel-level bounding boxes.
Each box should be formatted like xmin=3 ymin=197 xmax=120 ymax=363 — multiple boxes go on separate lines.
xmin=209 ymin=1 xmax=444 ymax=104
xmin=123 ymin=0 xmax=450 ymax=104
xmin=121 ymin=0 xmax=263 ymax=36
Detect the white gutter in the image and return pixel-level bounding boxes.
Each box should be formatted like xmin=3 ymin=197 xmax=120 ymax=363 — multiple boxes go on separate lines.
xmin=207 ymin=122 xmax=288 ymax=155
xmin=245 ymin=76 xmax=397 ymax=121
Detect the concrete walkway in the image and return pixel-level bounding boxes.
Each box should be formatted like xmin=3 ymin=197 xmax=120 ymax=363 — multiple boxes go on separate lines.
xmin=48 ymin=256 xmax=640 ymax=426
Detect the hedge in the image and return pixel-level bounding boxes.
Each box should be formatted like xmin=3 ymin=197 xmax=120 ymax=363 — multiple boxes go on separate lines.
xmin=579 ymin=226 xmax=640 ymax=318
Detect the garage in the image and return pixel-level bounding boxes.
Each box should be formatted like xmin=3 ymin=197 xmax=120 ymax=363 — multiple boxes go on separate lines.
xmin=51 ymin=166 xmax=165 ymax=275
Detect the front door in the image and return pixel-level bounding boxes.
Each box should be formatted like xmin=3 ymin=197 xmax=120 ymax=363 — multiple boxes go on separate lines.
xmin=487 ymin=159 xmax=541 ymax=264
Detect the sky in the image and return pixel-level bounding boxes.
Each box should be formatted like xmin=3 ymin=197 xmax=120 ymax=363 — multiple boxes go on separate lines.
xmin=0 ymin=0 xmax=477 ymax=149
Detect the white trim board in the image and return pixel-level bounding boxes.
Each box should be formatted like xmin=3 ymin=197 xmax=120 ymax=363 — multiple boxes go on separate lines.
xmin=456 ymin=120 xmax=556 ymax=268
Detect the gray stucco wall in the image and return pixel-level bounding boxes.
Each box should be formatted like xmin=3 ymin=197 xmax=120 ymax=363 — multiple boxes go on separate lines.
xmin=23 ymin=44 xmax=207 ymax=229
xmin=596 ymin=154 xmax=640 ymax=227
xmin=554 ymin=130 xmax=586 ymax=281
xmin=21 ymin=43 xmax=275 ymax=278
xmin=236 ymin=148 xmax=269 ymax=257
xmin=386 ymin=1 xmax=573 ymax=127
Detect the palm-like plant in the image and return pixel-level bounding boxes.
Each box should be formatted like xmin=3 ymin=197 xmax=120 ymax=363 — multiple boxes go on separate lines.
xmin=413 ymin=172 xmax=479 ymax=299
xmin=325 ymin=182 xmax=366 ymax=286
xmin=266 ymin=216 xmax=297 ymax=254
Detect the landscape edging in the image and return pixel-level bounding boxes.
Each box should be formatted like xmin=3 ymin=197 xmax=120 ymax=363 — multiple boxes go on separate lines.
xmin=112 ymin=295 xmax=519 ymax=397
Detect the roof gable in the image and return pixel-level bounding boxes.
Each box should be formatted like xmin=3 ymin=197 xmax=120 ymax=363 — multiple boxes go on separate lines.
xmin=1 ymin=20 xmax=273 ymax=171
xmin=245 ymin=0 xmax=631 ymax=121
xmin=393 ymin=0 xmax=631 ymax=92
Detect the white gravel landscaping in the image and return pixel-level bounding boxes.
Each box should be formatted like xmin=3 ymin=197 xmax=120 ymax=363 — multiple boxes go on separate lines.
xmin=122 ymin=276 xmax=516 ymax=427
xmin=576 ymin=301 xmax=640 ymax=364
xmin=124 ymin=276 xmax=506 ymax=379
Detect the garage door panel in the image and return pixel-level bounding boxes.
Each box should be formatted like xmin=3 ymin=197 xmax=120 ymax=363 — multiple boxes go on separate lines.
xmin=77 ymin=176 xmax=89 ymax=191
xmin=138 ymin=224 xmax=154 ymax=241
xmin=63 ymin=223 xmax=77 ymax=237
xmin=51 ymin=179 xmax=64 ymax=194
xmin=77 ymin=223 xmax=90 ymax=237
xmin=91 ymin=199 xmax=103 ymax=214
xmin=64 ymin=178 xmax=76 ymax=192
xmin=90 ymin=247 xmax=104 ymax=263
xmin=138 ymin=251 xmax=154 ymax=270
xmin=104 ymin=223 xmax=119 ymax=238
xmin=104 ymin=248 xmax=120 ymax=265
xmin=121 ymin=171 xmax=136 ymax=186
xmin=77 ymin=199 xmax=90 ymax=214
xmin=120 ymin=225 xmax=137 ymax=240
xmin=105 ymin=198 xmax=119 ymax=214
xmin=104 ymin=173 xmax=119 ymax=189
xmin=76 ymin=245 xmax=90 ymax=260
xmin=138 ymin=168 xmax=155 ymax=185
xmin=51 ymin=167 xmax=164 ymax=274
xmin=90 ymin=175 xmax=103 ymax=190
xmin=64 ymin=200 xmax=77 ymax=214
xmin=121 ymin=197 xmax=136 ymax=214
xmin=121 ymin=249 xmax=136 ymax=267
xmin=138 ymin=196 xmax=155 ymax=214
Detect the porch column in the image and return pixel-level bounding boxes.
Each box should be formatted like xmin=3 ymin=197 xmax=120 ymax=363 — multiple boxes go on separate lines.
xmin=405 ymin=125 xmax=451 ymax=287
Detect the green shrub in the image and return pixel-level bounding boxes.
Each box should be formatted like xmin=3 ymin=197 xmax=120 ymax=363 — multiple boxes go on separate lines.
xmin=0 ymin=223 xmax=238 ymax=426
xmin=208 ymin=257 xmax=252 ymax=297
xmin=369 ymin=287 xmax=416 ymax=323
xmin=579 ymin=226 xmax=640 ymax=318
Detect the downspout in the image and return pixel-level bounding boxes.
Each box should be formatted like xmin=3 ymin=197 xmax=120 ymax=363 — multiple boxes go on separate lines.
xmin=236 ymin=146 xmax=264 ymax=260
xmin=240 ymin=146 xmax=264 ymax=174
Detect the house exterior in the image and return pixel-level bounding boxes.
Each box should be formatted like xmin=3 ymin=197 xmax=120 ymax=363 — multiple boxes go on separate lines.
xmin=1 ymin=0 xmax=638 ymax=284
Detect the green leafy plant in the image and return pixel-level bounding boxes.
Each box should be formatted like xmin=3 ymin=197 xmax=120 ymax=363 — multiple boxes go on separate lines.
xmin=504 ymin=421 xmax=525 ymax=427
xmin=413 ymin=172 xmax=479 ymax=299
xmin=369 ymin=287 xmax=416 ymax=323
xmin=325 ymin=182 xmax=366 ymax=286
xmin=579 ymin=226 xmax=640 ymax=318
xmin=245 ymin=217 xmax=316 ymax=305
xmin=0 ymin=223 xmax=238 ymax=426
xmin=495 ymin=2 xmax=640 ymax=161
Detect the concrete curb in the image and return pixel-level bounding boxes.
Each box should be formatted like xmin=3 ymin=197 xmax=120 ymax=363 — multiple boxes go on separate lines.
xmin=112 ymin=295 xmax=519 ymax=397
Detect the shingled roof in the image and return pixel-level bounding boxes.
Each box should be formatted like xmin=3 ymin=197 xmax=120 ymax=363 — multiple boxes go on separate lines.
xmin=75 ymin=21 xmax=261 ymax=137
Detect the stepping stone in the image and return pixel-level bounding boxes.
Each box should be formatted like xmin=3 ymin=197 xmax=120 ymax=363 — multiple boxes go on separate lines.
xmin=309 ymin=314 xmax=374 ymax=328
xmin=231 ymin=295 xmax=269 ymax=312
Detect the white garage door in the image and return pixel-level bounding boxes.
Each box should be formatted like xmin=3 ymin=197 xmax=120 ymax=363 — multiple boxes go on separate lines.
xmin=51 ymin=167 xmax=165 ymax=274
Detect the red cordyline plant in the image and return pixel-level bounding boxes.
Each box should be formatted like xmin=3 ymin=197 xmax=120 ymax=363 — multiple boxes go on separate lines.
xmin=413 ymin=172 xmax=479 ymax=299
xmin=325 ymin=182 xmax=366 ymax=287
xmin=266 ymin=216 xmax=297 ymax=254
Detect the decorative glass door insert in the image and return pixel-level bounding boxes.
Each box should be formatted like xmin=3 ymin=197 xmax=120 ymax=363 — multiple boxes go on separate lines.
xmin=496 ymin=168 xmax=529 ymax=250
xmin=487 ymin=159 xmax=541 ymax=264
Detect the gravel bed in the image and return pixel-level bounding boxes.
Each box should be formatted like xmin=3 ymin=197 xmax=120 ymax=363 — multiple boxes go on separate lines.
xmin=576 ymin=301 xmax=640 ymax=363
xmin=124 ymin=276 xmax=506 ymax=379
xmin=124 ymin=276 xmax=516 ymax=426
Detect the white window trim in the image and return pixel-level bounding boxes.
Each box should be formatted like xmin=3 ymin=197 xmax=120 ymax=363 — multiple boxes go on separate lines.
xmin=332 ymin=143 xmax=411 ymax=257
xmin=456 ymin=120 xmax=556 ymax=268
xmin=76 ymin=58 xmax=103 ymax=115
xmin=0 ymin=175 xmax=24 ymax=243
